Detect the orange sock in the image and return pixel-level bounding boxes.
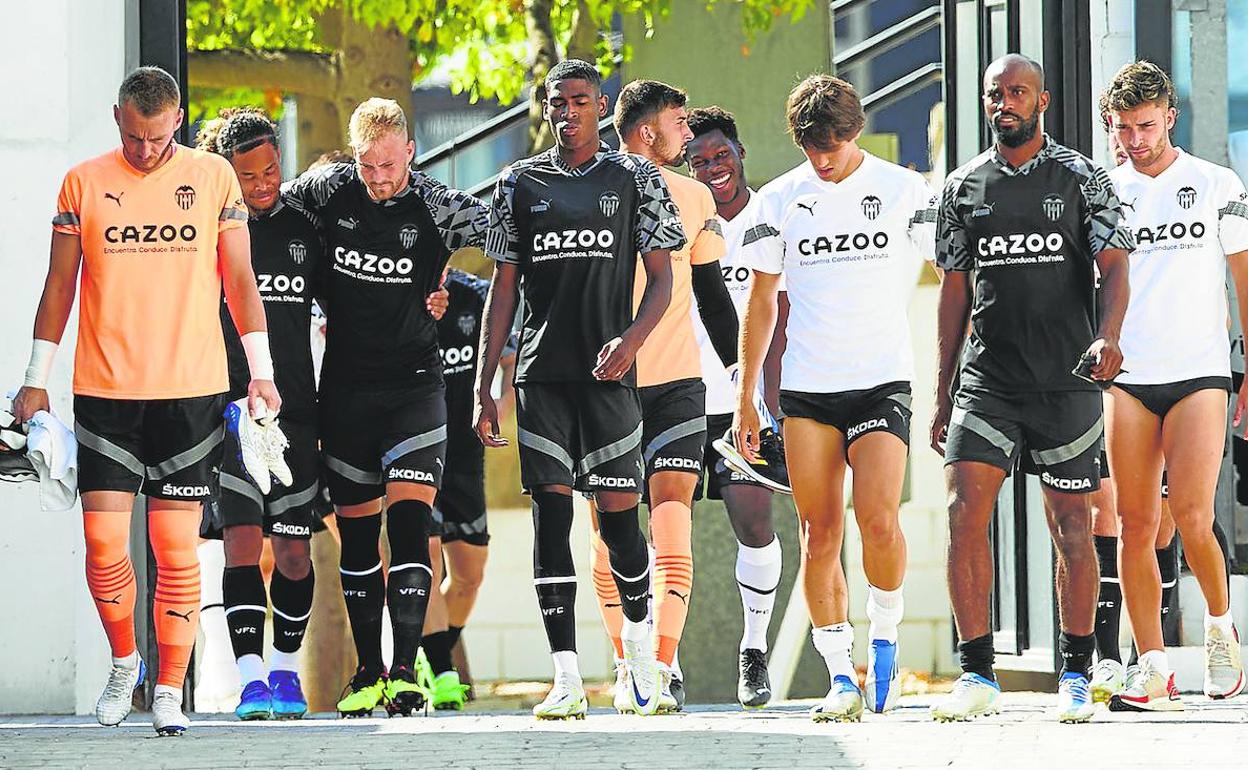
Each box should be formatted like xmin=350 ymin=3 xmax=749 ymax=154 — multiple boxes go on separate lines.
xmin=149 ymin=508 xmax=202 ymax=687
xmin=651 ymin=501 xmax=693 ymax=666
xmin=83 ymin=511 xmax=137 ymax=658
xmin=589 ymin=526 xmax=624 ymax=659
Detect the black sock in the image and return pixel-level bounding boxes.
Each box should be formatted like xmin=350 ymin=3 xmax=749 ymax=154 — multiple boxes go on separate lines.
xmin=958 ymin=634 xmax=995 ymax=681
xmin=387 ymin=500 xmax=434 ymax=673
xmin=447 ymin=624 xmax=464 ymax=650
xmin=270 ymin=565 xmax=314 ymax=656
xmin=1093 ymin=535 xmax=1122 ymax=662
xmin=423 ymin=630 xmax=454 ymax=675
xmin=1060 ymin=631 xmax=1096 ymax=678
xmin=597 ymin=505 xmax=650 ymax=623
xmin=532 ymin=491 xmax=577 ymax=652
xmin=337 ymin=514 xmax=385 ymax=673
xmin=1158 ymin=540 xmax=1180 ymax=647
xmin=223 ymin=565 xmax=267 ymax=664
xmin=1213 ymin=518 xmax=1233 ymax=592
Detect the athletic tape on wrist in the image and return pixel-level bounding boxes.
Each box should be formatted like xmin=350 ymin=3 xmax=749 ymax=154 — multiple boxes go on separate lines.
xmin=240 ymin=331 xmax=275 ymax=381
xmin=22 ymin=339 xmax=57 ymax=389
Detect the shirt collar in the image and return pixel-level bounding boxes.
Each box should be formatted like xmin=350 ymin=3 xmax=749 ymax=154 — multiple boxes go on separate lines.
xmin=549 ymin=141 xmax=612 ymax=176
xmin=378 ymin=168 xmax=424 ymax=207
xmin=990 ymin=133 xmax=1055 ymax=176
xmin=249 ymin=196 xmax=285 ymax=221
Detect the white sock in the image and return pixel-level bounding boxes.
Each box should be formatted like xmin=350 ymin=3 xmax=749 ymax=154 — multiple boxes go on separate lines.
xmin=236 ymin=653 xmax=267 ymax=686
xmin=1139 ymin=648 xmax=1169 ymax=674
xmin=196 ymin=539 xmax=230 ymax=664
xmin=622 ymin=616 xmax=650 ymax=645
xmin=552 ymin=650 xmax=582 ymax=683
xmin=153 ymin=683 xmax=183 ymax=702
xmin=812 ymin=622 xmax=856 ymax=681
xmin=113 ymin=650 xmax=139 ymax=669
xmin=380 ymin=605 xmax=394 ymax=669
xmin=737 ymin=537 xmax=782 ymax=653
xmin=671 ymin=648 xmax=683 ymax=680
xmin=866 ymin=584 xmax=904 ymax=644
xmin=194 ymin=541 xmax=238 ymax=695
xmin=269 ymin=648 xmax=300 ymax=674
xmin=1206 ymin=610 xmax=1235 ymax=635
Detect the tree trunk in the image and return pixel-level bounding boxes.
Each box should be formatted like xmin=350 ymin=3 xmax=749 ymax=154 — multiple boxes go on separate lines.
xmin=294 ymin=94 xmax=345 ymax=172
xmin=565 ymin=0 xmax=599 ymax=62
xmin=525 ymin=0 xmax=558 ymax=153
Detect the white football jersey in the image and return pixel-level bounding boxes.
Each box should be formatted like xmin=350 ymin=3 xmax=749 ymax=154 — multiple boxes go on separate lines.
xmin=690 ymin=190 xmax=787 ymax=414
xmin=739 ymin=152 xmax=936 ymax=393
xmin=1110 ymin=149 xmax=1248 ymax=384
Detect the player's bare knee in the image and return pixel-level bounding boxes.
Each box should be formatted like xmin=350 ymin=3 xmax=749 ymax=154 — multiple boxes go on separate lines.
xmin=223 ymin=525 xmax=264 ymax=567
xmin=1046 ymin=506 xmax=1092 ymax=555
xmin=803 ymin=522 xmax=844 ymax=561
xmin=271 ymin=537 xmax=312 ymax=580
xmin=856 ymin=511 xmax=903 ymax=549
xmin=1166 ymin=500 xmax=1212 ymax=537
xmin=946 ymin=490 xmax=992 ymax=536
xmin=595 ymin=490 xmax=640 ymax=513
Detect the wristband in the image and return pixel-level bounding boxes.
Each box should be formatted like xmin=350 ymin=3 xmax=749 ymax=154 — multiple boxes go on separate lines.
xmin=241 ymin=331 xmax=275 ymax=381
xmin=22 ymin=339 xmax=57 ymax=389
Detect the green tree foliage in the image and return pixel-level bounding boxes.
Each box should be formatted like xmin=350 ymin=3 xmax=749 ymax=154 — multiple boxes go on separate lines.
xmin=187 ymin=0 xmax=813 ymax=106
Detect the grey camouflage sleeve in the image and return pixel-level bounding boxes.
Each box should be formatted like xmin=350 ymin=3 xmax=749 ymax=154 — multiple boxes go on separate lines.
xmin=632 ymin=161 xmax=687 ymax=254
xmin=935 ymin=177 xmax=974 ymax=271
xmin=1081 ymin=164 xmax=1135 ymax=255
xmin=484 ymin=168 xmax=522 ymax=264
xmin=418 ymin=174 xmax=490 ymax=251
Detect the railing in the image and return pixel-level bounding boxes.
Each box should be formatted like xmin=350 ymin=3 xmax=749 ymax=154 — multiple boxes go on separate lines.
xmin=416 ymin=103 xmax=617 ymax=200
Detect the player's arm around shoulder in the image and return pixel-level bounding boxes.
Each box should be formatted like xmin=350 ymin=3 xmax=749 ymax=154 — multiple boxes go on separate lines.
xmin=417 ymin=171 xmax=491 ymax=251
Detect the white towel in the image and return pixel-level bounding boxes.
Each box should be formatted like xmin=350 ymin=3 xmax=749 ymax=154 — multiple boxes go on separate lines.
xmin=25 ymin=409 xmax=78 ymax=511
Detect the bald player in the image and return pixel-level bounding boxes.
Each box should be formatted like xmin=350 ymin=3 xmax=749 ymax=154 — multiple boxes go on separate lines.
xmin=929 ymin=54 xmax=1134 ymax=724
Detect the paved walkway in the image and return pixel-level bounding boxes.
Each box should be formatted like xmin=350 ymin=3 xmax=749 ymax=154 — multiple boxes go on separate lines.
xmin=2 ymin=694 xmax=1246 ymax=769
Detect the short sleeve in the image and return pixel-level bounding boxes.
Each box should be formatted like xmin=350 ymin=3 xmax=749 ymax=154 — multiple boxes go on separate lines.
xmin=416 ymin=173 xmax=489 ymax=251
xmin=217 ymin=164 xmax=247 ymax=232
xmin=633 ymin=160 xmax=687 ymax=254
xmin=935 ymin=176 xmax=973 ymax=271
xmin=485 ymin=166 xmax=522 ymax=264
xmin=1218 ymin=171 xmax=1248 ymax=254
xmin=907 ymin=178 xmax=938 ymax=262
xmin=739 ymin=188 xmax=784 ymax=275
xmin=690 ymin=187 xmax=726 ymax=265
xmin=52 ymin=169 xmax=82 ymax=235
xmin=1081 ymin=163 xmax=1135 ymax=255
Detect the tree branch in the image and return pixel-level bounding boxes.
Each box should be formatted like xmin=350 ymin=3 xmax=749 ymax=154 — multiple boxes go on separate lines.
xmin=188 ymin=48 xmax=339 ymax=96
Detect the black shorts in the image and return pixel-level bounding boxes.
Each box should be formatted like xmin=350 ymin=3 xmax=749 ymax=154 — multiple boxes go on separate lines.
xmin=319 ymin=381 xmax=447 ymax=506
xmin=779 ymin=381 xmax=912 ymax=450
xmin=640 ymin=378 xmax=707 ymax=478
xmin=696 ymin=412 xmax=769 ymax=501
xmin=947 ymin=386 xmax=1102 ymax=493
xmin=1113 ymin=377 xmax=1232 ymax=419
xmin=434 ymin=472 xmax=488 ymax=546
xmin=201 ymin=417 xmax=320 ymax=540
xmin=515 ymin=381 xmax=643 ymax=494
xmin=75 ymin=393 xmax=226 ymax=501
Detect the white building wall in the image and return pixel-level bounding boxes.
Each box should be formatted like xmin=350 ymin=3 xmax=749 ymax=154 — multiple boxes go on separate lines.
xmin=1089 ymin=0 xmax=1137 ymax=165
xmin=0 ymin=1 xmax=132 ymax=714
